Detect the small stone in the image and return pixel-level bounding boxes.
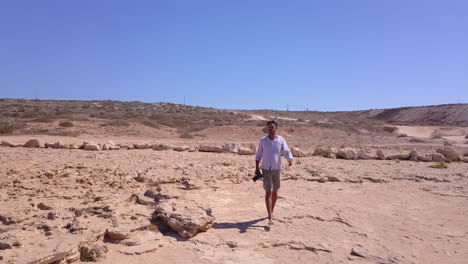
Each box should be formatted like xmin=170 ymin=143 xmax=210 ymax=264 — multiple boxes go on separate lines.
xmin=37 ymin=202 xmax=53 ymax=210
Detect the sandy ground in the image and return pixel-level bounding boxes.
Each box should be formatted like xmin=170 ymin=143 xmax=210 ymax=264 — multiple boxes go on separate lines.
xmin=1 ymin=127 xmax=468 ymax=264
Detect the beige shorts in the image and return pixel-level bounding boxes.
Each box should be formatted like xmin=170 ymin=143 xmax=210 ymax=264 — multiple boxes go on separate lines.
xmin=262 ymin=169 xmax=281 ymax=192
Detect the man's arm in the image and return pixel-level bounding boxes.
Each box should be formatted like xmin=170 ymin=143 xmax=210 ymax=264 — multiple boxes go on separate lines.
xmin=282 ymin=138 xmax=294 ymax=166
xmin=255 ymin=139 xmax=263 ymax=170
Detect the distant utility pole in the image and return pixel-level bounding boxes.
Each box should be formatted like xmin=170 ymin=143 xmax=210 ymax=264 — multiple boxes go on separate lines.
xmin=286 ymin=104 xmax=289 ymax=112
xmin=184 ymin=96 xmax=185 ymax=105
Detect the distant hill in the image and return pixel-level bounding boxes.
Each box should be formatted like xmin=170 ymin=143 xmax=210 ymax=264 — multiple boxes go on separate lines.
xmin=1 ymin=99 xmax=467 ymax=130
xmin=360 ymin=104 xmax=468 ymax=126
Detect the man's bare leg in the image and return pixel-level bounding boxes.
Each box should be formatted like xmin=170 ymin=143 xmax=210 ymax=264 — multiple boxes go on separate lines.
xmin=271 ymin=192 xmax=278 ymax=215
xmin=265 ymin=192 xmax=272 ymax=220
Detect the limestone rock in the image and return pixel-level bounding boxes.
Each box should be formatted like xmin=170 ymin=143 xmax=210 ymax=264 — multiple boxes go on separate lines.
xmin=409 ymin=149 xmax=418 ymax=157
xmin=198 ymin=145 xmax=223 ymax=153
xmin=386 ymin=153 xmax=410 ymax=160
xmin=0 ymin=140 xmax=12 ymax=147
xmin=134 ymin=143 xmax=150 ymax=149
xmin=312 ymin=147 xmax=326 ymax=156
xmin=69 ymin=144 xmax=80 ymax=149
xmin=153 ymin=144 xmax=172 ymax=151
xmin=417 ymin=155 xmax=432 ymax=162
xmin=79 ymin=243 xmax=108 ymax=262
xmin=52 ymin=141 xmax=65 ymax=149
xmin=337 ymin=148 xmax=358 ymax=160
xmin=238 ymin=146 xmax=255 ymax=155
xmin=376 ymin=149 xmax=386 ymax=160
xmin=119 ymin=143 xmax=134 ymax=150
xmin=83 ymin=142 xmax=101 ymax=151
xmin=463 ymin=157 xmax=468 ymax=163
xmin=291 ymin=147 xmax=303 ymax=157
xmin=223 ymin=143 xmax=240 ymax=153
xmin=173 ymin=146 xmax=190 ymax=152
xmin=432 ymin=153 xmax=446 ymax=162
xmin=24 ymin=138 xmax=45 ymax=148
xmin=358 ymin=150 xmax=373 ymax=160
xmin=436 ymin=147 xmax=460 ymax=162
xmin=155 ymin=199 xmax=215 ymax=238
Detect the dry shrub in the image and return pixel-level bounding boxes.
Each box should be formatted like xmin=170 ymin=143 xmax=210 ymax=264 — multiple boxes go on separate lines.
xmin=45 ymin=129 xmax=80 ymax=137
xmin=179 ymin=132 xmax=194 ymax=139
xmin=59 ymin=121 xmax=74 ymax=127
xmin=382 ymin=126 xmax=398 ymax=133
xmin=0 ymin=120 xmax=16 ymax=134
xmin=140 ymin=119 xmax=160 ymax=129
xmin=32 ymin=116 xmax=53 ymax=123
xmin=104 ymin=120 xmax=130 ymax=127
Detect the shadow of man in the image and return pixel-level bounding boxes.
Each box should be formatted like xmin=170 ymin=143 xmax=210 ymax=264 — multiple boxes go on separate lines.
xmin=213 ymin=217 xmax=270 ymax=233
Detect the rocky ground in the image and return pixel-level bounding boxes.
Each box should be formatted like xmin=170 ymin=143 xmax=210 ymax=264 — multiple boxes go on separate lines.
xmin=1 ymin=127 xmax=468 ymax=264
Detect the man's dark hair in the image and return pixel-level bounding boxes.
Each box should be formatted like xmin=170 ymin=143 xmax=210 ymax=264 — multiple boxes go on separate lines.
xmin=267 ymin=120 xmax=278 ymax=127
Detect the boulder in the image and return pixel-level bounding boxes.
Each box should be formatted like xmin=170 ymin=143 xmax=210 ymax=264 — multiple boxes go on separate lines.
xmin=52 ymin=141 xmax=65 ymax=149
xmin=83 ymin=142 xmax=101 ymax=151
xmin=0 ymin=140 xmax=12 ymax=147
xmin=432 ymin=153 xmax=446 ymax=162
xmin=376 ymin=149 xmax=386 ymax=160
xmin=152 ymin=144 xmax=172 ymax=151
xmin=24 ymin=139 xmax=45 ymax=148
xmin=69 ymin=144 xmax=80 ymax=149
xmin=409 ymin=149 xmax=418 ymax=157
xmin=133 ymin=143 xmax=150 ymax=149
xmin=223 ymin=143 xmax=240 ymax=153
xmin=101 ymin=141 xmax=116 ymax=150
xmin=386 ymin=153 xmax=410 ymax=160
xmin=79 ymin=244 xmax=108 ymax=262
xmin=173 ymin=146 xmax=190 ymax=152
xmin=436 ymin=147 xmax=460 ymax=162
xmin=337 ymin=148 xmax=358 ymax=160
xmin=198 ymin=145 xmax=223 ymax=153
xmin=463 ymin=157 xmax=468 ymax=163
xmin=358 ymin=150 xmax=373 ymax=160
xmin=291 ymin=147 xmax=303 ymax=157
xmin=312 ymin=147 xmax=326 ymax=156
xmin=155 ymin=199 xmax=215 ymax=238
xmin=238 ymin=146 xmax=255 ymax=155
xmin=119 ymin=143 xmax=134 ymax=150
xmin=325 ymin=153 xmax=336 ymax=159
xmin=417 ymin=155 xmax=432 ymax=162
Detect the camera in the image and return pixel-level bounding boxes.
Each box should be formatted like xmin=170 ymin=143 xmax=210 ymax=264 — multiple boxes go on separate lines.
xmin=252 ymin=169 xmax=263 ymax=182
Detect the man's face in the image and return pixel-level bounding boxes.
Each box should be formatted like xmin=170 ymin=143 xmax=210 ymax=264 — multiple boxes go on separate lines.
xmin=267 ymin=123 xmax=277 ymax=135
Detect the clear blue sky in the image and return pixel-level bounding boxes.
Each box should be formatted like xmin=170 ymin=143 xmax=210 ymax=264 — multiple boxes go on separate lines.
xmin=1 ymin=0 xmax=467 ymax=111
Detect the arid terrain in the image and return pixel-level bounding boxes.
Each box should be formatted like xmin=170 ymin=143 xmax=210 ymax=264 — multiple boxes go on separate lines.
xmin=1 ymin=99 xmax=468 ymax=264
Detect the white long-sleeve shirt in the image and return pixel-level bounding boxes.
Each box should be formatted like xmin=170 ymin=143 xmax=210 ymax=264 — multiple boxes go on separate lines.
xmin=255 ymin=135 xmax=293 ymax=170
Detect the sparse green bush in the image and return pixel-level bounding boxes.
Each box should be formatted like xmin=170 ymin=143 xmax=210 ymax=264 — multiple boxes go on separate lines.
xmin=222 ymin=161 xmax=233 ymax=166
xmin=59 ymin=121 xmax=74 ymax=127
xmin=429 ymin=163 xmax=448 ymax=169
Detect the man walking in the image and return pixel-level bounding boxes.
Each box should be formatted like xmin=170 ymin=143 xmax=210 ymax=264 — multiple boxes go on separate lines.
xmin=255 ymin=120 xmax=293 ymax=225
